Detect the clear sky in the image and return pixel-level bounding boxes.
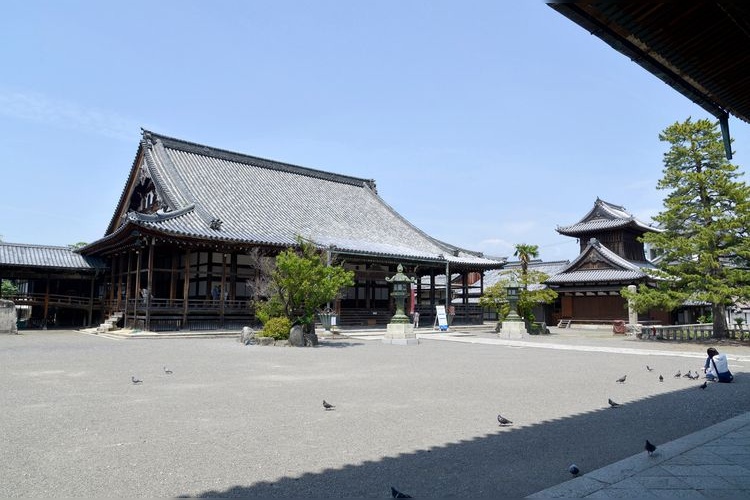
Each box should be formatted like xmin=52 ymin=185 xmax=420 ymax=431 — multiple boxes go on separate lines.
xmin=2 ymin=1 xmax=748 ymax=262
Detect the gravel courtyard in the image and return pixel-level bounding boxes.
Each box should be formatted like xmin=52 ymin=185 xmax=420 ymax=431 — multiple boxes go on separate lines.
xmin=2 ymin=329 xmax=749 ymax=498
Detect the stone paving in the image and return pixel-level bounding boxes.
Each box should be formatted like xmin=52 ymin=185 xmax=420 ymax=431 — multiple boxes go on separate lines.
xmin=2 ymin=324 xmax=749 ymax=498
xmin=528 ymin=412 xmax=750 ymax=498
xmin=353 ymin=325 xmax=750 ymax=499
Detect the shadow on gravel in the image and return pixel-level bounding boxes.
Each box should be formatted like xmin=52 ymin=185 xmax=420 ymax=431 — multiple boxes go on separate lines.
xmin=182 ymin=377 xmax=750 ymax=498
xmin=316 ymin=341 xmax=366 ymax=349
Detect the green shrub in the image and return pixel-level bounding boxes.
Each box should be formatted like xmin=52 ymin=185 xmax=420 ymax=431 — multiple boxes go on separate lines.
xmin=255 ymin=296 xmax=285 ymax=326
xmin=258 ymin=316 xmax=291 ymax=340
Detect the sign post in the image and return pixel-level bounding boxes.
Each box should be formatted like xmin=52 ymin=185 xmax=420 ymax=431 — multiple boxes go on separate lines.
xmin=434 ymin=305 xmax=449 ymax=331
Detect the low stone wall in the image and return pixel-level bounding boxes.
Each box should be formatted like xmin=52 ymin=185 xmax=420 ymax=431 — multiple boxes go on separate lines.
xmin=0 ymin=299 xmax=18 ymax=334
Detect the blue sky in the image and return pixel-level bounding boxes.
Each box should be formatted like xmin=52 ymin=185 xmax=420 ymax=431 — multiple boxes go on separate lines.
xmin=2 ymin=1 xmax=748 ymax=262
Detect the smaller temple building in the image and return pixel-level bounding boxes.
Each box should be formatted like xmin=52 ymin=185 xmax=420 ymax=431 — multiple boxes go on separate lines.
xmin=0 ymin=242 xmax=107 ymax=328
xmin=545 ymin=198 xmax=669 ymax=326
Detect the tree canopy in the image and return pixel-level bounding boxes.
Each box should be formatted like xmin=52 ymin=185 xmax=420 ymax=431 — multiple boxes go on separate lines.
xmin=479 ymin=268 xmax=557 ymax=324
xmin=624 ymin=117 xmax=750 ymax=337
xmin=262 ymin=239 xmax=354 ymax=330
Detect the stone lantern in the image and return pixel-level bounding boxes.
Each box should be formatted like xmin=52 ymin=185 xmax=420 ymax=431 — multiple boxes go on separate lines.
xmin=383 ymin=264 xmax=418 ymax=345
xmin=505 ymin=275 xmax=521 ymax=321
xmin=499 ymin=274 xmax=527 ymax=339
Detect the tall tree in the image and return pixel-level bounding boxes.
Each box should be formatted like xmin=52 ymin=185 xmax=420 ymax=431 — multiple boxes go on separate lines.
xmin=264 ymin=239 xmax=354 ymax=332
xmin=513 ymin=243 xmax=539 ymax=289
xmin=629 ymin=117 xmax=750 ymax=338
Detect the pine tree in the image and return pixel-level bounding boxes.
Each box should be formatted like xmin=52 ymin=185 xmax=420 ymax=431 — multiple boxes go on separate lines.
xmin=634 ymin=118 xmax=750 ymax=338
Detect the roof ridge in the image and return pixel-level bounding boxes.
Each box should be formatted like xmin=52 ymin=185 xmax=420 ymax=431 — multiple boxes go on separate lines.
xmin=0 ymin=241 xmax=75 ymax=250
xmin=142 ymin=129 xmax=377 ymax=189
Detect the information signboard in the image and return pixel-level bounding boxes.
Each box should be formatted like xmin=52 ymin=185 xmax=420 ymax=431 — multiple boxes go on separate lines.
xmin=434 ymin=305 xmax=449 ymax=331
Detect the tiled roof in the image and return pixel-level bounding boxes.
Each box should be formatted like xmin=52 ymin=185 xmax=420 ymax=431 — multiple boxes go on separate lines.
xmin=545 ymin=269 xmax=647 ymax=283
xmin=545 ymin=238 xmax=654 ymax=284
xmin=483 ymin=260 xmax=569 ymax=289
xmin=557 ymin=198 xmax=657 ymax=236
xmin=95 ymin=130 xmax=503 ymax=268
xmin=0 ymin=242 xmax=106 ymax=270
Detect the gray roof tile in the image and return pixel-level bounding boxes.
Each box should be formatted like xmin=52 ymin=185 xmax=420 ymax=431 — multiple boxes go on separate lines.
xmin=545 ymin=239 xmax=653 ymax=284
xmin=557 ymin=198 xmax=658 ymax=235
xmin=101 ymin=131 xmax=503 ymax=268
xmin=0 ymin=242 xmax=106 ymax=270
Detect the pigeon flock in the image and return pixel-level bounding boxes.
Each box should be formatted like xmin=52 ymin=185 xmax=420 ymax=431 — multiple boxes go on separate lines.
xmin=125 ymin=355 xmax=713 ymax=496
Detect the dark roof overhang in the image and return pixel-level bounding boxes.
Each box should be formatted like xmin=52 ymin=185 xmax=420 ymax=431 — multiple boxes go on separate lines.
xmin=548 ymin=2 xmax=750 ymax=159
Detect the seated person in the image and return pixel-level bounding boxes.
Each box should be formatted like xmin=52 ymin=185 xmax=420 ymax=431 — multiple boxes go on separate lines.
xmin=704 ymin=347 xmax=734 ymax=383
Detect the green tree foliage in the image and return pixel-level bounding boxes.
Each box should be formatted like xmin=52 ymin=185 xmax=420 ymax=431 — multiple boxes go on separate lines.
xmin=1 ymin=279 xmax=19 ymax=298
xmin=479 ymin=269 xmax=557 ymax=324
xmin=264 ymin=239 xmax=354 ymax=331
xmin=67 ymin=242 xmax=88 ymax=250
xmin=626 ymin=118 xmax=750 ymax=338
xmin=513 ymin=243 xmax=540 ymax=284
xmin=478 ymin=281 xmax=510 ymax=320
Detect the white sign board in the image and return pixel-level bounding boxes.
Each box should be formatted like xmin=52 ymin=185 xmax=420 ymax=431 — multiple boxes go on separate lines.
xmin=435 ymin=305 xmax=449 ymax=331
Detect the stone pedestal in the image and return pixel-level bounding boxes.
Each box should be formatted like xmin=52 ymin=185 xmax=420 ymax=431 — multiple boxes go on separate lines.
xmin=383 ymin=322 xmax=418 ymax=345
xmin=0 ymin=299 xmax=18 ymax=335
xmin=317 ymin=327 xmax=334 ymax=339
xmin=499 ymin=319 xmax=527 ymax=339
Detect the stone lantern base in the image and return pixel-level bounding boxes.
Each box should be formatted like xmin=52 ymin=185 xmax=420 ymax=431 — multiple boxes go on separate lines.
xmin=383 ymin=322 xmax=418 ymax=345
xmin=499 ymin=319 xmax=527 ymax=339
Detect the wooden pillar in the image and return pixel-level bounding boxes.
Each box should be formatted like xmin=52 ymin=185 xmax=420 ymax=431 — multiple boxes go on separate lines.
xmin=124 ymin=251 xmax=132 ymax=327
xmin=170 ymin=252 xmax=178 ymax=305
xmin=429 ymin=272 xmax=436 ymax=312
xmin=87 ymin=276 xmax=95 ymax=326
xmin=220 ymin=252 xmax=227 ymax=326
xmin=445 ymin=262 xmax=451 ymax=307
xmin=229 ymin=253 xmax=237 ymax=301
xmin=112 ymin=255 xmax=123 ymax=312
xmin=43 ymin=276 xmax=50 ymax=329
xmin=134 ymin=247 xmax=142 ymax=328
xmin=182 ymin=248 xmax=190 ymax=327
xmin=480 ymin=271 xmax=485 ymax=323
xmin=146 ymin=238 xmax=154 ymax=331
xmin=416 ymin=273 xmax=422 ymax=315
xmin=109 ymin=256 xmax=116 ymax=312
xmin=462 ymin=271 xmax=469 ymax=323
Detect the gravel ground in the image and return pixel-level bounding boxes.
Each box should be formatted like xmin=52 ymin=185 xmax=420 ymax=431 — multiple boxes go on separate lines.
xmin=1 ymin=329 xmax=749 ymax=498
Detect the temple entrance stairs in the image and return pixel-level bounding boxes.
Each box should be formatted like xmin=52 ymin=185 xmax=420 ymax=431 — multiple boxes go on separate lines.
xmin=97 ymin=311 xmax=124 ymax=334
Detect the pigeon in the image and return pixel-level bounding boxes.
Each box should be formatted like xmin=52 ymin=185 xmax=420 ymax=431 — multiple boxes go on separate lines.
xmin=674 ymin=370 xmax=681 ymax=378
xmin=646 ymin=365 xmax=653 ymax=371
xmin=608 ymin=398 xmax=621 ymax=408
xmin=391 ymin=486 xmax=412 ymax=498
xmin=683 ymin=371 xmax=692 ymax=378
xmin=659 ymin=375 xmax=664 ymax=382
xmin=497 ymin=414 xmax=513 ymax=426
xmin=700 ymin=381 xmax=707 ymax=389
xmin=645 ymin=440 xmax=657 ymax=455
xmin=163 ymin=366 xmax=173 ymax=374
xmin=131 ymin=376 xmax=143 ymax=385
xmin=616 ymin=375 xmax=627 ymax=383
xmin=323 ymin=400 xmax=335 ymax=410
xmin=568 ymin=464 xmax=580 ymax=475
